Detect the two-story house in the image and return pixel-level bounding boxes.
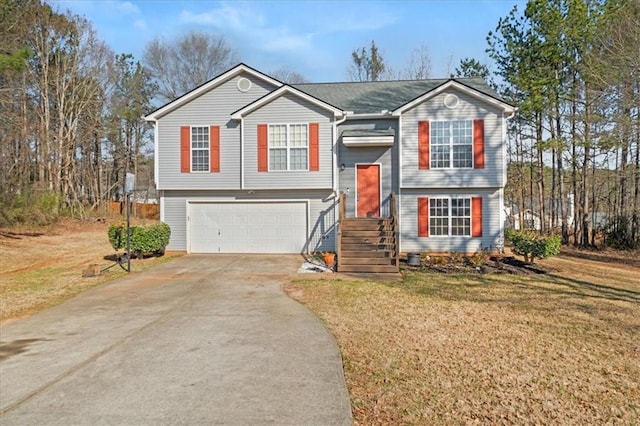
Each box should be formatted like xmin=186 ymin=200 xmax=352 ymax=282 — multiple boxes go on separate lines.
xmin=144 ymin=64 xmax=516 ymax=272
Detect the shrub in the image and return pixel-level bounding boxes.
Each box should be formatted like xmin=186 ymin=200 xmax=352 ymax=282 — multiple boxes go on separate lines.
xmin=448 ymin=251 xmax=464 ymax=265
xmin=602 ymin=216 xmax=640 ymax=250
xmin=108 ymin=222 xmax=171 ymax=256
xmin=506 ymin=229 xmax=561 ymax=263
xmin=468 ymin=250 xmax=490 ymax=268
xmin=0 ymin=187 xmax=61 ymax=227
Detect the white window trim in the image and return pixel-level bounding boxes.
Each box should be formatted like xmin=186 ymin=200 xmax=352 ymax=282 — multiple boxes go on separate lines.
xmin=430 ymin=119 xmax=474 ymax=169
xmin=267 ymin=123 xmax=309 ymax=172
xmin=428 ymin=196 xmax=472 ymax=238
xmin=190 ymin=125 xmax=210 ymax=173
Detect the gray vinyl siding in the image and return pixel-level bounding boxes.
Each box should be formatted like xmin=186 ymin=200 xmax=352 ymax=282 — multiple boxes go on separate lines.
xmin=162 ymin=189 xmax=336 ymax=252
xmin=337 ymin=119 xmax=399 ymax=217
xmin=155 ymin=72 xmax=277 ymax=190
xmin=243 ymin=94 xmax=334 ymax=189
xmin=399 ymin=188 xmax=504 ymax=253
xmin=401 ymin=88 xmax=505 ymax=188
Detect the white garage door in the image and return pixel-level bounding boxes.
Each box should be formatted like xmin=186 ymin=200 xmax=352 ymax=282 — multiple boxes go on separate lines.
xmin=189 ymin=201 xmax=308 ymax=253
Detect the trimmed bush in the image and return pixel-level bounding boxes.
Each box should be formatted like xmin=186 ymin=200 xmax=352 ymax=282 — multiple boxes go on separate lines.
xmin=506 ymin=229 xmax=561 ymax=263
xmin=108 ymin=222 xmax=171 ymax=256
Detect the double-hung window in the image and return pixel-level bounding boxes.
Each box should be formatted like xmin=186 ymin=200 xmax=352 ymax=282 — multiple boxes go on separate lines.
xmin=431 ymin=120 xmax=473 ymax=168
xmin=191 ymin=126 xmax=209 ymax=172
xmin=268 ymin=124 xmax=308 ymax=171
xmin=429 ymin=197 xmax=471 ymax=236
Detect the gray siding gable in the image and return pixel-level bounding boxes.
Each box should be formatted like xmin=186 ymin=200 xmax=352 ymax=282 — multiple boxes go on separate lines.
xmin=155 ymin=72 xmax=278 ymax=190
xmin=400 ymin=88 xmax=506 ymax=189
xmin=243 ymin=93 xmax=335 ymax=189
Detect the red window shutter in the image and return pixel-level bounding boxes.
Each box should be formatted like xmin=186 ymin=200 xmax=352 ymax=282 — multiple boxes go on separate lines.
xmin=210 ymin=125 xmax=220 ymax=172
xmin=418 ymin=197 xmax=429 ymax=237
xmin=309 ymin=122 xmax=319 ymax=171
xmin=180 ymin=126 xmax=190 ymax=173
xmin=257 ymin=124 xmax=268 ymax=172
xmin=418 ymin=121 xmax=430 ymax=170
xmin=473 ymin=119 xmax=485 ymax=169
xmin=472 ymin=197 xmax=483 ymax=237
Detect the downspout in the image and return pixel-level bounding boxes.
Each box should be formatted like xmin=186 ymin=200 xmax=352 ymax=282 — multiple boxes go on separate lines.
xmin=240 ymin=117 xmax=245 ymax=189
xmin=332 ymin=113 xmax=348 ymax=193
xmin=397 ymin=114 xmax=403 ymax=253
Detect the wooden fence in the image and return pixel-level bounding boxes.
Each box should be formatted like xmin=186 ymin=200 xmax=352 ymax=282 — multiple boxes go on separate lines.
xmin=107 ymin=201 xmax=159 ymax=220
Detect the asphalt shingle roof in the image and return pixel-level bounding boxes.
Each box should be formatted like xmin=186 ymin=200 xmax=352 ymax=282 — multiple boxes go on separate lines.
xmin=292 ymin=78 xmax=502 ymax=114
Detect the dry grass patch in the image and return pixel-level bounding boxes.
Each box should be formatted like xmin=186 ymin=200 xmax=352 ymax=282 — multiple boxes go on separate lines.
xmin=0 ymin=218 xmax=179 ymax=322
xmin=285 ymin=271 xmax=640 ymax=425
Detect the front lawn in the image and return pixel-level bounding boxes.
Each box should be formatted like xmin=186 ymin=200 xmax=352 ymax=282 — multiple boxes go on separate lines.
xmin=285 ymin=267 xmax=640 ymax=424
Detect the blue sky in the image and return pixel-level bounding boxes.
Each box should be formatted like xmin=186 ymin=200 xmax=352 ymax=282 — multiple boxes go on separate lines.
xmin=51 ymin=0 xmax=526 ymax=82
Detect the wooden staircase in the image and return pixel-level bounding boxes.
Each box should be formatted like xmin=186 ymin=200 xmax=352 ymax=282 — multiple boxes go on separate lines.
xmin=337 ymin=193 xmax=399 ymax=274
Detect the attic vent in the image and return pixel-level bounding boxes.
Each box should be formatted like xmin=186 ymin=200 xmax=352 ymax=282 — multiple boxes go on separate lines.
xmin=237 ymin=77 xmax=252 ymax=92
xmin=444 ymin=93 xmax=459 ymax=109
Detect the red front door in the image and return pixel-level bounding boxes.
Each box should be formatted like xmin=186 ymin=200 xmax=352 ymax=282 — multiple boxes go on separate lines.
xmin=356 ymin=164 xmax=381 ymax=217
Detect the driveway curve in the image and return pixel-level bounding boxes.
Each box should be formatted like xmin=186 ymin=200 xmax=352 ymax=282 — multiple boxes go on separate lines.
xmin=0 ymin=255 xmax=352 ymax=425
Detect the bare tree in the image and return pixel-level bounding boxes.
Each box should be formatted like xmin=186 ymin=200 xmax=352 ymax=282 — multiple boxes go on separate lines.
xmin=347 ymin=40 xmax=387 ymax=82
xmin=269 ymin=66 xmax=309 ymax=84
xmin=402 ymin=44 xmax=432 ymax=80
xmin=143 ymin=31 xmax=237 ymax=102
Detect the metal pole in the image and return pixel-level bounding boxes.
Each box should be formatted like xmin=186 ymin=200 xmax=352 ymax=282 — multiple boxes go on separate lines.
xmin=126 ymin=192 xmax=131 ymax=273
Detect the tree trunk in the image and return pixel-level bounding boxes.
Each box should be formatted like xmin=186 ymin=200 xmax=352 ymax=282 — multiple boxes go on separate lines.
xmin=581 ymin=87 xmax=591 ymax=247
xmin=536 ymin=112 xmax=546 ymax=234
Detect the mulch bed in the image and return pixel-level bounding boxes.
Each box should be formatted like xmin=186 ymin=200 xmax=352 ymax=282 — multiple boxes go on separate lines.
xmin=402 ymin=255 xmax=552 ymax=275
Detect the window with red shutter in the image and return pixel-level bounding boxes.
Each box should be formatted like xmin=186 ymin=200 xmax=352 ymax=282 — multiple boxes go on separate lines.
xmin=309 ymin=123 xmax=319 ymax=171
xmin=472 ymin=197 xmax=483 ymax=237
xmin=418 ymin=197 xmax=429 ymax=237
xmin=418 ymin=121 xmax=430 ymax=170
xmin=180 ymin=126 xmax=190 ymax=173
xmin=210 ymin=125 xmax=220 ymax=173
xmin=473 ymin=119 xmax=485 ymax=169
xmin=257 ymin=124 xmax=268 ymax=172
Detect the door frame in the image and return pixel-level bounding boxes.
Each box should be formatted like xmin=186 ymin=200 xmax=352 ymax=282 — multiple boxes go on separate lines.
xmin=354 ymin=163 xmax=382 ymax=218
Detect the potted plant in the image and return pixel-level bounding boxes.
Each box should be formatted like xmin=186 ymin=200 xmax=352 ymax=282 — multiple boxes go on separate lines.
xmin=322 ymin=251 xmax=336 ymax=267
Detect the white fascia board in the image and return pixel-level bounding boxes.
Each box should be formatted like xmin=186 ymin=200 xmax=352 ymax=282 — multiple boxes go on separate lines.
xmin=342 ymin=136 xmax=394 ymax=147
xmin=345 ymin=112 xmax=389 ymax=119
xmin=231 ymin=85 xmax=344 ymax=119
xmin=391 ymin=80 xmax=516 ymax=115
xmin=145 ymin=64 xmax=283 ymax=121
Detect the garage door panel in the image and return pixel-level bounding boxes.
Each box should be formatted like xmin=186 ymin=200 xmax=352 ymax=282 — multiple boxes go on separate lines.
xmin=189 ymin=202 xmax=307 ymax=253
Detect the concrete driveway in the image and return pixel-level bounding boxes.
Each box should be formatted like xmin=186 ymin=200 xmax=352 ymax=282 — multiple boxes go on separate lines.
xmin=0 ymin=255 xmax=352 ymax=425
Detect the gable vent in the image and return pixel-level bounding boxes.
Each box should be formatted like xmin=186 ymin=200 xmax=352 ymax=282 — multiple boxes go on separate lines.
xmin=444 ymin=93 xmax=459 ymax=109
xmin=237 ymin=77 xmax=252 ymax=92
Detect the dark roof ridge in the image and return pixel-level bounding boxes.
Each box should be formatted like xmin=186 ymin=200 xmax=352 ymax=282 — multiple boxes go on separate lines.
xmin=293 ymin=77 xmax=487 ymax=86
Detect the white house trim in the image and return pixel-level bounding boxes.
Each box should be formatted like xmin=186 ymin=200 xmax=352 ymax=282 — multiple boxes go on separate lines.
xmin=231 ymin=85 xmax=344 ymax=119
xmin=343 ymin=135 xmax=394 ymax=147
xmin=392 ymin=80 xmax=516 ymax=115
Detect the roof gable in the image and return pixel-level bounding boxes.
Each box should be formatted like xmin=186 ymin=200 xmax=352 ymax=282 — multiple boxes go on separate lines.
xmin=392 ymin=79 xmax=516 ymax=115
xmin=230 ymin=85 xmax=344 ymax=119
xmin=294 ymin=78 xmax=515 ymax=116
xmin=145 ymin=63 xmax=283 ymax=121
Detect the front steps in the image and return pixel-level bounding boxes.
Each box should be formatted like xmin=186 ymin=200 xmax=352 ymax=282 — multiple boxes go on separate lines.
xmin=338 ymin=218 xmax=399 ymax=273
